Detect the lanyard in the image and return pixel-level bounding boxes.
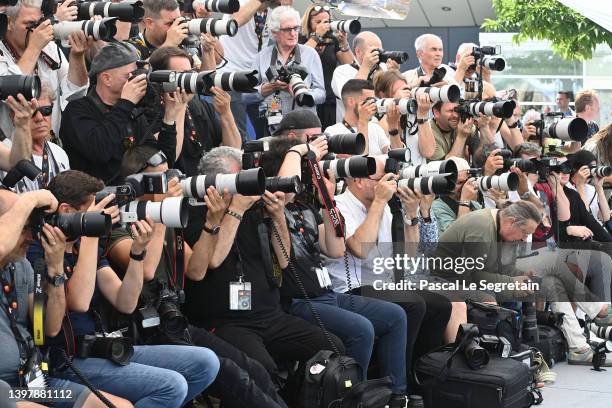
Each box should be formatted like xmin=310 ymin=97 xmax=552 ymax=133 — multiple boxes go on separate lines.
xmin=342 ymin=119 xmax=356 ymax=134
xmin=37 ymin=142 xmax=59 ymax=189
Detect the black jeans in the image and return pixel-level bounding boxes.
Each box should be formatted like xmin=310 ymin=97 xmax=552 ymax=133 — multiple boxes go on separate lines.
xmin=188 ymin=325 xmax=288 ymax=408
xmin=206 ymin=312 xmax=345 ymax=383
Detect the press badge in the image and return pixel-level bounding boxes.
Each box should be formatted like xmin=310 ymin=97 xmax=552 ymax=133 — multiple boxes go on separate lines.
xmin=267 ymin=94 xmax=283 ymax=125
xmin=229 ymin=280 xmax=252 ymax=311
xmin=315 ymin=266 xmax=332 ymax=289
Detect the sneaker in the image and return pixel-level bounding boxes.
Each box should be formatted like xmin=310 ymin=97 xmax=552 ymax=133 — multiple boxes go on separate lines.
xmin=388 ymin=394 xmax=408 ymax=408
xmin=407 ymin=395 xmax=425 ymax=408
xmin=593 ymin=305 xmax=612 ymax=326
xmin=568 ymin=347 xmax=612 ymax=366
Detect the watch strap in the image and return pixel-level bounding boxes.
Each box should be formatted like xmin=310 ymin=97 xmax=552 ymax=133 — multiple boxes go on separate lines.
xmin=203 ymin=223 xmax=220 ymax=235
xmin=130 ymin=250 xmax=147 ymax=261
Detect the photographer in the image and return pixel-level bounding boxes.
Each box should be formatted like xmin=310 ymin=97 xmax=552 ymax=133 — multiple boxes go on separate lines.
xmin=149 ymin=46 xmax=241 ymax=176
xmin=181 ymin=146 xmax=346 ymax=387
xmin=299 ymin=3 xmax=354 ymax=129
xmin=331 ymin=31 xmax=396 ymax=122
xmin=448 ymin=42 xmax=492 ymax=88
xmin=325 ymin=79 xmax=390 ymax=155
xmin=402 ymin=34 xmax=458 ymax=89
xmin=0 ymin=0 xmax=91 ymax=138
xmin=567 ymin=150 xmax=611 ymax=226
xmin=0 ymin=188 xmax=133 ymax=407
xmin=373 ymin=69 xmax=436 ymax=163
xmin=248 ymin=5 xmax=325 ymax=138
xmin=30 ymin=170 xmax=219 ymax=407
xmin=0 ymin=94 xmax=38 ymax=173
xmin=428 ymin=101 xmax=477 ymax=161
xmin=583 ymin=124 xmax=612 ymax=202
xmin=106 ymin=146 xmax=288 ymax=408
xmin=574 ymin=89 xmax=600 ymax=139
xmin=59 ymin=42 xmax=186 ymax=184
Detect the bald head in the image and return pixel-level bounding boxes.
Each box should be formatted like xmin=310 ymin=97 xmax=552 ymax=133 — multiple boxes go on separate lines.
xmin=353 ymin=31 xmax=383 ymax=64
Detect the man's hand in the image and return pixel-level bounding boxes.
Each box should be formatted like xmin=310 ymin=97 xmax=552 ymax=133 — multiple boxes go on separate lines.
xmin=386 ymin=103 xmax=400 ymax=131
xmin=309 ymin=136 xmax=329 ymax=160
xmin=204 ymin=186 xmax=227 ymax=226
xmin=163 ymin=18 xmax=189 ymax=47
xmin=229 ymin=193 xmax=260 ymax=215
xmin=40 ymin=224 xmax=67 ymax=270
xmin=385 ymin=59 xmax=400 ymax=71
xmin=22 ymin=190 xmax=58 ymax=213
xmin=485 ymin=188 xmax=508 ymax=208
xmin=335 ymin=30 xmax=349 ymax=49
xmin=396 ymin=186 xmax=419 ymax=219
xmin=121 ymin=74 xmax=147 ymax=104
xmin=261 ymin=81 xmax=289 ymax=97
xmin=314 ymin=169 xmax=336 ymax=206
xmin=27 ymin=20 xmax=54 ymax=52
xmin=164 ymin=178 xmax=183 ymax=199
xmin=163 ymin=88 xmax=191 ymax=120
xmin=483 ymin=148 xmax=504 ymax=176
xmin=130 ymin=217 xmax=155 ymax=254
xmin=200 ymin=33 xmax=219 ymax=53
xmin=6 ymin=94 xmax=37 ymax=129
xmin=361 ymin=47 xmax=380 ymax=71
xmin=262 ymin=191 xmax=285 ymax=222
xmin=476 ymin=113 xmax=491 ymax=131
xmin=456 ymin=48 xmax=475 ymax=74
xmin=522 ymin=122 xmax=537 ymax=141
xmin=573 ymin=165 xmax=590 ymax=188
xmin=89 ymin=193 xmax=120 ymax=225
xmin=510 ymin=166 xmax=529 ymax=195
xmin=457 ymin=117 xmax=474 ymax=137
xmin=358 ymin=97 xmax=376 ymax=123
xmin=211 ymin=86 xmax=231 ymax=115
xmin=567 ymin=225 xmax=594 ymax=240
xmin=374 ymin=173 xmax=397 ymax=203
xmin=54 ymin=0 xmax=78 ymax=22
xmin=68 ymin=31 xmax=93 ymax=57
xmin=460 ymin=177 xmax=479 ymax=201
xmin=415 ymin=93 xmax=433 ymax=118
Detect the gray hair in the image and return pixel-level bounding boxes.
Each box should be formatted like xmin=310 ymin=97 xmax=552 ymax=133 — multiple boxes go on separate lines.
xmin=192 ymin=0 xmax=206 ymax=7
xmin=268 ymin=6 xmax=300 ymax=32
xmin=39 ymin=81 xmax=56 ymax=102
xmin=198 ymin=146 xmax=242 ymax=175
xmin=500 ymin=200 xmax=542 ymax=226
xmin=522 ymin=109 xmax=540 ymax=124
xmin=515 ymin=142 xmax=542 ymax=158
xmin=5 ymin=0 xmax=42 ymax=21
xmin=414 ymin=33 xmax=442 ymax=52
xmin=456 ymin=42 xmax=477 ymax=57
xmin=143 ymin=0 xmax=179 ymax=19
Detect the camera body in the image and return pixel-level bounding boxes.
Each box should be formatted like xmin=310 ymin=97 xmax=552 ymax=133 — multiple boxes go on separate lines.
xmin=456 ymin=323 xmax=490 ymax=370
xmin=375 ymin=48 xmax=408 ymax=65
xmin=308 ymin=133 xmax=365 ymax=155
xmin=76 ymin=333 xmax=134 ymax=365
xmin=28 ymin=208 xmax=112 ymax=241
xmin=534 ymin=156 xmax=572 ymax=182
xmin=95 ymin=180 xmax=143 ymax=208
xmin=265 ymin=64 xmax=313 ymax=107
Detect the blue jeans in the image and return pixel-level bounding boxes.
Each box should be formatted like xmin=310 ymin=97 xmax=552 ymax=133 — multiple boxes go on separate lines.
xmin=54 ymin=345 xmax=220 ymax=408
xmin=289 ymin=291 xmax=407 ymax=394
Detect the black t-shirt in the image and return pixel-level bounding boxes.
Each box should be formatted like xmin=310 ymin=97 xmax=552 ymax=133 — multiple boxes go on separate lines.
xmin=298 ymin=34 xmax=340 ymax=103
xmin=182 ymin=208 xmax=281 ymax=325
xmin=176 ymin=98 xmax=223 ymax=177
xmin=559 ymin=186 xmax=612 ymax=243
xmin=280 ymin=201 xmax=328 ymax=304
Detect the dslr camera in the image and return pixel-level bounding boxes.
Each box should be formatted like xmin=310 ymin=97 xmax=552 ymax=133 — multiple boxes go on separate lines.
xmin=28 ymin=208 xmax=112 ymax=241
xmin=76 ymin=333 xmax=134 ymax=365
xmin=530 ymin=112 xmax=589 ymax=143
xmin=471 ymin=45 xmax=505 ymax=72
xmin=75 ymin=0 xmax=145 ymax=23
xmin=265 ymin=64 xmax=314 ymax=107
xmin=374 ymin=48 xmax=408 ymax=65
xmin=454 ymin=98 xmax=516 ymax=122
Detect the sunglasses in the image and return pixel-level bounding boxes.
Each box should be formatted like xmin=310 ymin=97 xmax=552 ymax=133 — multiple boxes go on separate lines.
xmin=311 ymin=5 xmax=331 ymax=15
xmin=278 ymin=26 xmax=300 ymax=33
xmin=32 ymin=105 xmax=53 ymax=117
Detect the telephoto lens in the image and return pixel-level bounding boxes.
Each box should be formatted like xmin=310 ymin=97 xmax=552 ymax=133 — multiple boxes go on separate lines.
xmin=120 ymin=197 xmax=190 ymax=228
xmin=387 ymin=148 xmax=412 ymax=163
xmin=467 ymin=100 xmax=516 ymax=119
xmin=522 ymin=301 xmax=539 ymax=343
xmin=53 ymin=17 xmax=118 ymax=44
xmin=320 ymin=157 xmax=377 ymax=179
xmin=147 ymin=70 xmax=177 ymax=84
xmin=410 ymin=85 xmax=461 ymax=103
xmin=45 ymin=212 xmax=112 ymax=241
xmin=316 ymin=133 xmax=366 ymax=155
xmin=266 ymin=176 xmax=304 ymax=194
xmin=397 ymin=173 xmax=456 ymax=195
xmin=505 ymin=158 xmax=537 ymax=174
xmin=481 ymin=56 xmax=506 ymax=71
xmin=375 ymin=98 xmax=417 ymax=116
xmin=476 ymin=172 xmax=519 ymax=192
xmin=376 ymin=49 xmax=409 ymax=64
xmin=0 ymin=159 xmax=41 ymax=188
xmin=181 ymin=168 xmax=266 ymax=198
xmin=544 ymin=117 xmax=588 ymax=143
xmin=185 ymin=17 xmax=238 ymax=37
xmin=399 ymin=159 xmax=458 ymax=179
xmin=202 ymin=0 xmax=240 ymax=13
xmin=200 ymin=70 xmax=260 ymax=94
xmin=0 ymin=74 xmax=41 ymax=100
xmin=77 ymin=0 xmax=145 ymax=23
xmin=590 ymin=166 xmax=612 ymax=178
xmin=288 ymin=74 xmax=314 ymax=107
xmin=163 ymin=72 xmax=205 ymax=94
xmin=329 ymin=19 xmax=361 ymax=34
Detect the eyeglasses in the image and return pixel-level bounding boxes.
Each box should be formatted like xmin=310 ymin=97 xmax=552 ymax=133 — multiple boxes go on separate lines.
xmin=136 ymin=151 xmax=168 ymax=173
xmin=32 ymin=106 xmax=53 ymax=118
xmin=311 ymin=5 xmax=331 ymax=15
xmin=278 ymin=26 xmax=300 ymax=33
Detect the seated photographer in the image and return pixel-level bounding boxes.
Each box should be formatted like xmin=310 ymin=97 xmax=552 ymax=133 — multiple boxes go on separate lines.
xmin=149 ymin=47 xmax=241 ymax=176
xmin=325 ymin=79 xmax=390 ymax=155
xmin=107 ymin=145 xmax=288 ymax=408
xmin=181 ymin=146 xmax=346 ymax=387
xmin=574 ymin=89 xmax=600 ymax=139
xmin=566 ymin=150 xmax=611 ymax=226
xmin=299 ymin=3 xmax=354 ymax=129
xmin=402 ymin=34 xmax=458 ymax=89
xmin=0 ymin=0 xmax=91 ymax=138
xmin=59 ymin=42 xmax=186 ymax=185
xmin=373 ymin=69 xmax=436 ymax=163
xmin=321 ymin=157 xmax=455 ymax=382
xmin=260 ymin=138 xmax=411 ymax=408
xmin=0 ymin=188 xmax=133 ymax=407
xmin=30 ymin=170 xmax=219 ymax=407
xmin=331 ymin=31 xmax=398 ymax=122
xmin=247 ymin=5 xmax=325 ymax=138
xmin=583 ymin=124 xmax=612 ymax=200
xmin=6 ymin=83 xmax=70 ymax=193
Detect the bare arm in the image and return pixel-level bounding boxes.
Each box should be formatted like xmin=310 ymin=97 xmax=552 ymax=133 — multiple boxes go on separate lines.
xmin=233 ymin=0 xmax=263 ymax=27
xmin=346 ymin=199 xmax=386 ymax=259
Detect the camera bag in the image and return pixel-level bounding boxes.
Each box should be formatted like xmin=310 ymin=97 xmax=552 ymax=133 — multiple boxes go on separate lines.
xmin=527 ymin=325 xmax=567 ymax=367
xmin=414 ymin=345 xmax=534 ymax=408
xmin=467 ymin=300 xmax=521 ymax=351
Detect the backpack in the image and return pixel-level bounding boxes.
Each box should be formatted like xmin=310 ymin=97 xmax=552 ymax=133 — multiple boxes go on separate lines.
xmin=467 ymin=300 xmax=521 ymax=350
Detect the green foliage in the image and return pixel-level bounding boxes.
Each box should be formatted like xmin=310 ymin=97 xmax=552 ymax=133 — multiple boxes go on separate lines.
xmin=482 ymin=0 xmax=612 ymax=61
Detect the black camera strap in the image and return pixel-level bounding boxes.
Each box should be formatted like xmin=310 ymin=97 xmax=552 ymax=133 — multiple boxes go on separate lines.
xmin=270 ymin=45 xmax=301 ymax=67
xmin=172 ymin=229 xmax=186 ymax=291
xmin=305 ymin=151 xmax=344 ymax=237
xmin=388 ymin=196 xmax=405 ymax=283
xmin=255 ymin=205 xmax=282 ymax=288
xmin=32 ymin=258 xmax=47 ymax=346
xmin=416 ymin=65 xmax=426 ymax=78
xmin=342 ymin=119 xmax=356 ymax=134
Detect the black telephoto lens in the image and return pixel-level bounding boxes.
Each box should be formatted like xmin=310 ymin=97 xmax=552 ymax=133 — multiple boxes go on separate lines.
xmin=266 ymin=176 xmax=303 ymax=194
xmin=326 ymin=133 xmax=366 ymax=155
xmin=46 ymin=212 xmax=111 ymax=240
xmin=0 ymin=75 xmax=41 ymax=100
xmin=234 ymin=167 xmax=266 ymax=196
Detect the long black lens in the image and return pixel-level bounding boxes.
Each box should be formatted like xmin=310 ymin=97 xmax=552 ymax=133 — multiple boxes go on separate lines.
xmin=326 ymin=133 xmax=366 ymax=155
xmin=47 ymin=212 xmax=111 ymax=240
xmin=201 ymin=70 xmax=260 ymax=93
xmin=234 ymin=168 xmax=266 ymax=195
xmin=148 ymin=70 xmax=176 ymax=83
xmin=506 ymin=158 xmax=537 ymax=173
xmin=266 ymin=176 xmax=303 ymax=194
xmin=0 ymin=75 xmax=41 ymax=100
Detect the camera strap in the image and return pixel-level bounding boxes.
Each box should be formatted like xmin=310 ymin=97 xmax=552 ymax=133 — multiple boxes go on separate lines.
xmin=255 ymin=206 xmax=282 ymax=288
xmin=172 ymin=229 xmax=185 ymax=291
xmin=32 ymin=258 xmax=47 ymax=346
xmin=388 ymin=196 xmax=405 ymax=283
xmin=305 ymin=151 xmax=344 ymax=237
xmin=270 ymin=45 xmax=301 ymax=68
xmin=416 ymin=65 xmax=426 ymax=78
xmin=35 ymin=142 xmax=60 ymax=191
xmin=342 ymin=119 xmax=356 ymax=134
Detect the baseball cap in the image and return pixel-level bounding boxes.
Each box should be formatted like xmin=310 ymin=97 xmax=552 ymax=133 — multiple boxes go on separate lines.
xmin=272 ymin=110 xmax=321 ymax=136
xmin=89 ymin=42 xmax=139 ymax=78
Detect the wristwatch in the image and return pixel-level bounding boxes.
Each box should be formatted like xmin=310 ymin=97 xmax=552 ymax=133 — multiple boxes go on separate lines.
xmin=506 ymin=120 xmax=519 ymax=129
xmin=388 ymin=129 xmax=400 ymax=136
xmin=458 ymin=200 xmax=472 ymax=208
xmin=130 ymin=250 xmax=147 ymax=261
xmin=203 ymin=223 xmax=221 ymax=235
xmin=46 ymin=273 xmax=66 ymax=287
xmin=404 ymin=215 xmax=419 ymax=226
xmin=416 ymin=118 xmax=428 ymax=124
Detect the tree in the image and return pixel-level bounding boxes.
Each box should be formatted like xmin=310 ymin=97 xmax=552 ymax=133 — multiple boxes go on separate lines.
xmin=482 ymin=0 xmax=612 ymax=61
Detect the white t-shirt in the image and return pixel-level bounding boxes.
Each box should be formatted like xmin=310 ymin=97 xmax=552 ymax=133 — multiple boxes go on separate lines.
xmin=324 ymin=122 xmax=390 ymax=156
xmin=218 ymin=1 xmax=271 ymax=72
xmin=330 ymin=64 xmax=358 ymax=122
xmin=323 ymin=188 xmax=394 ymax=293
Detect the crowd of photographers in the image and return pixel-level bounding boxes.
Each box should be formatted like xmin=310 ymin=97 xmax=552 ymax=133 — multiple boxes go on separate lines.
xmin=1 ymin=0 xmax=612 ymax=407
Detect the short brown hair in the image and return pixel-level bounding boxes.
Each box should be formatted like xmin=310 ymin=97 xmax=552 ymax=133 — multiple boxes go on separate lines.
xmin=373 ymin=69 xmax=405 ymax=98
xmin=574 ymin=89 xmax=598 ymax=113
xmin=47 ymin=170 xmax=105 ymax=209
xmin=149 ymin=46 xmax=193 ymax=71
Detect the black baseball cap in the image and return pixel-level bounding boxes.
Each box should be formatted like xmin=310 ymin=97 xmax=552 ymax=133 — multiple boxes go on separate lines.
xmin=272 ymin=110 xmax=322 ymax=136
